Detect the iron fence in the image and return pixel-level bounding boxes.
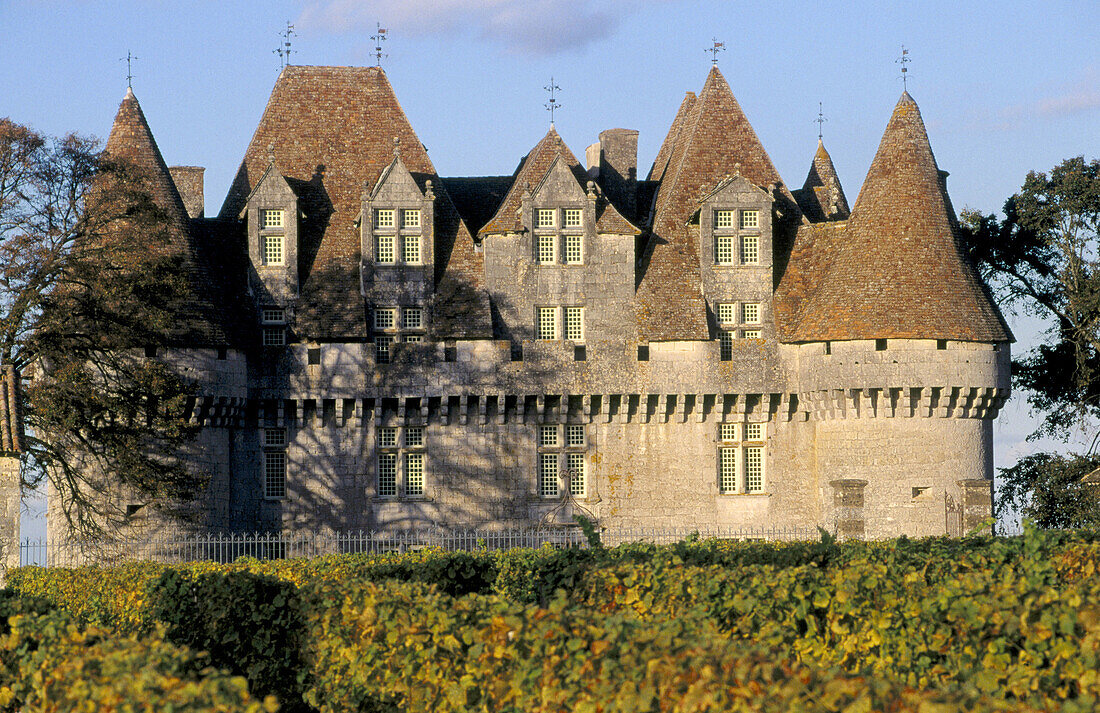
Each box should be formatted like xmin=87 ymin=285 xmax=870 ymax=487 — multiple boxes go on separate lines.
xmin=19 ymin=524 xmax=821 ymax=567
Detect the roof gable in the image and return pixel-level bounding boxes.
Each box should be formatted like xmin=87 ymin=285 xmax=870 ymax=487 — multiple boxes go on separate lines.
xmin=531 ymin=154 xmax=589 ymax=202
xmin=370 ymin=154 xmax=423 ymax=201
xmin=217 ymin=66 xmax=487 ymax=339
xmin=793 ymin=140 xmax=850 ymax=222
xmin=638 ymin=67 xmax=796 ymax=342
xmin=779 ymin=92 xmax=1011 ymax=343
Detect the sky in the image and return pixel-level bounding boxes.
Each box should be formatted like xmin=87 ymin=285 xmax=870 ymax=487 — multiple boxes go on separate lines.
xmin=2 ymin=0 xmax=1098 ymax=535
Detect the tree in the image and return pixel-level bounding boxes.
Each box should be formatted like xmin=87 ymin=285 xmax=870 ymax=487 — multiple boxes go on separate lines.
xmin=0 ymin=118 xmax=205 ymax=538
xmin=961 ymin=156 xmax=1100 ymax=527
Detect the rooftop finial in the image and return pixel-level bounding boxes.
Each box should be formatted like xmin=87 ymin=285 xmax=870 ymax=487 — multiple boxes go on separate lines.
xmin=896 ymin=45 xmax=911 ymax=90
xmin=392 ymin=136 xmax=401 ymax=157
xmin=815 ymin=102 xmax=827 ymax=140
xmin=120 ymin=51 xmax=138 ymax=89
xmin=274 ymin=21 xmax=295 ymax=68
xmin=372 ymin=23 xmax=388 ymax=66
xmin=266 ymin=142 xmax=276 ymax=163
xmin=544 ymin=77 xmax=562 ymax=126
xmin=706 ymin=38 xmax=725 ymax=66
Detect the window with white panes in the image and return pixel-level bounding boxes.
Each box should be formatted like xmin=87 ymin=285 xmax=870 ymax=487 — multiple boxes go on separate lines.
xmin=378 ymin=427 xmax=398 ymax=448
xmin=567 ymin=452 xmax=586 ymax=497
xmin=740 ymin=236 xmax=759 ymax=265
xmin=715 ymin=209 xmax=735 ymax=229
xmin=374 ymin=309 xmax=396 ymax=330
xmin=403 ymin=235 xmax=421 ymax=264
xmin=563 ymin=208 xmax=582 ymax=228
xmin=739 ymin=210 xmax=759 ymax=229
xmin=260 ymin=209 xmax=284 ymax=229
xmin=564 ymin=307 xmax=584 ymax=341
xmin=263 ymin=235 xmax=284 ymax=265
xmin=403 ymin=307 xmax=423 ymax=330
xmin=741 ymin=303 xmax=761 ymax=324
xmin=406 ymin=453 xmax=424 ymax=496
xmin=537 ymin=235 xmax=556 ymax=264
xmin=719 ymin=331 xmax=734 ymax=361
xmin=264 ymin=428 xmax=287 ymax=447
xmin=539 ymin=425 xmax=559 ymax=447
xmin=262 ymin=308 xmax=285 ymax=324
xmin=405 ymin=426 xmax=423 ymax=448
xmin=717 ymin=422 xmax=766 ymax=494
xmin=536 ymin=209 xmax=556 ymax=228
xmin=742 ymin=329 xmax=761 ymax=339
xmin=263 ymin=327 xmax=286 ymax=346
xmin=536 ymin=307 xmax=557 ymax=340
xmin=717 ymin=303 xmax=736 ymax=324
xmin=564 ymin=234 xmax=583 ymax=264
xmin=374 ymin=335 xmax=393 ymax=363
xmin=539 ymin=453 xmax=559 ymax=497
xmin=565 ymin=424 xmax=585 ymax=447
xmin=377 ymin=453 xmax=397 ymax=497
xmin=402 ymin=209 xmax=421 ymax=228
xmin=716 ymin=236 xmax=735 ymax=265
xmin=376 ymin=235 xmax=395 ymax=263
xmin=375 ymin=209 xmax=395 ymax=229
xmin=264 ymin=451 xmax=287 ymax=499
xmin=403 ymin=334 xmax=422 ymax=343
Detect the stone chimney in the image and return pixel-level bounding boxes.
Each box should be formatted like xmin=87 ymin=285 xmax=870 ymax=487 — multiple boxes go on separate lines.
xmin=585 ymin=143 xmax=601 ymax=179
xmin=169 ymin=166 xmax=205 ymax=219
xmin=597 ymin=128 xmax=638 ymax=221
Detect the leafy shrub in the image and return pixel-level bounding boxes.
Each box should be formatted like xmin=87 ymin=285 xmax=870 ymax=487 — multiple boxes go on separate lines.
xmin=148 ymin=568 xmax=309 ymax=712
xmin=300 ymin=578 xmax=1021 ymax=713
xmin=0 ymin=610 xmax=276 ymax=712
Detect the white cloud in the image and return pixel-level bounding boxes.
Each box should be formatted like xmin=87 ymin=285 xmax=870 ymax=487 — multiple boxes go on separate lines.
xmin=994 ymin=65 xmax=1100 ymax=129
xmin=297 ymin=0 xmax=652 ymax=55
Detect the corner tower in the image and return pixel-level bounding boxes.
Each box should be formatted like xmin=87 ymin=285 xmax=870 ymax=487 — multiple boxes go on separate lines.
xmin=777 ymin=92 xmax=1012 ymax=538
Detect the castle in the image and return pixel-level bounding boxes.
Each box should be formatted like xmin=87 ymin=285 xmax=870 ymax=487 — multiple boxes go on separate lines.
xmin=56 ymin=63 xmax=1012 ymax=542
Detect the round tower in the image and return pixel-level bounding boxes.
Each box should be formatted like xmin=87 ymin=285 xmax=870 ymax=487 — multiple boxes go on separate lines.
xmin=778 ymin=93 xmax=1012 ymax=538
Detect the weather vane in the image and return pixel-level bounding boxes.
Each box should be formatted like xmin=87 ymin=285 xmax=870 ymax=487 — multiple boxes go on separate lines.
xmin=120 ymin=51 xmax=138 ymax=89
xmin=815 ymin=102 xmax=827 ymax=140
xmin=544 ymin=77 xmax=562 ymax=125
xmin=274 ymin=21 xmax=295 ymax=68
xmin=372 ymin=23 xmax=388 ymax=66
xmin=896 ymin=45 xmax=911 ymax=90
xmin=706 ymin=38 xmax=725 ymax=65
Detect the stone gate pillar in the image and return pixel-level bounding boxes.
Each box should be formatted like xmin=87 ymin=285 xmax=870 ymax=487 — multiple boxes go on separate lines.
xmin=956 ymin=478 xmax=993 ymax=536
xmin=830 ymin=479 xmax=867 ymax=541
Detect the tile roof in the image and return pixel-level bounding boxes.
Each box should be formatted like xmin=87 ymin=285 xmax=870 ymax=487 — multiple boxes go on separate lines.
xmin=478 ymin=128 xmax=639 ymax=238
xmin=638 ymin=67 xmax=798 ymax=341
xmin=441 ymin=176 xmax=513 ymax=236
xmin=218 ymin=66 xmax=488 ymax=340
xmin=104 ymin=89 xmax=227 ymax=346
xmin=793 ymin=140 xmax=850 ymax=222
xmin=777 ymin=92 xmax=1012 ymax=343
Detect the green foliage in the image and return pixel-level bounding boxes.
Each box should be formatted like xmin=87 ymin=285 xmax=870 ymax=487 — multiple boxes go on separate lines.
xmin=998 ymin=451 xmax=1100 ymax=528
xmin=147 ymin=569 xmax=309 ymax=712
xmin=299 ymin=578 xmax=1019 ymax=713
xmin=0 ymin=608 xmax=276 ymax=712
xmin=962 ymin=156 xmax=1100 ymax=437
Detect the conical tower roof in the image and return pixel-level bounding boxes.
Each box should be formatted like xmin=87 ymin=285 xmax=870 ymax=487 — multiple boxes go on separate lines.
xmin=103 ymin=88 xmax=226 ymax=345
xmin=220 ymin=66 xmax=488 ymax=339
xmin=638 ymin=67 xmax=798 ymax=341
xmin=794 ymin=139 xmax=850 ymax=222
xmin=786 ymin=92 xmax=1011 ymax=342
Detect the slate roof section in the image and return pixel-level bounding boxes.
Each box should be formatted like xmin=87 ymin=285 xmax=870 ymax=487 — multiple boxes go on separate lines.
xmin=218 ymin=65 xmax=489 ymax=340
xmin=478 ymin=128 xmax=639 ymax=238
xmin=793 ymin=140 xmax=850 ymax=222
xmin=779 ymin=92 xmax=1012 ymax=343
xmin=638 ymin=67 xmax=799 ymax=341
xmin=104 ymin=88 xmax=227 ymax=346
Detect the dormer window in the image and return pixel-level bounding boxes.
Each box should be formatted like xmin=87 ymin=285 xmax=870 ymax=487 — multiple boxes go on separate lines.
xmin=715 ymin=210 xmax=735 ymax=229
xmin=741 ymin=303 xmax=760 ymax=323
xmin=403 ymin=209 xmax=420 ymax=228
xmin=716 ymin=236 xmax=735 ymax=265
xmin=376 ymin=235 xmax=395 ymax=264
xmin=739 ymin=210 xmax=759 ymax=229
xmin=403 ymin=235 xmax=421 ymax=264
xmin=375 ymin=209 xmax=395 ymax=229
xmin=403 ymin=308 xmax=423 ymax=330
xmin=537 ymin=235 xmax=556 ymax=264
xmin=374 ymin=308 xmax=396 ymax=330
xmin=260 ymin=209 xmax=284 ymax=229
xmin=563 ymin=209 xmax=582 ymax=228
xmin=740 ymin=236 xmax=759 ymax=265
xmin=564 ymin=235 xmax=583 ymax=264
xmin=536 ymin=209 xmax=556 ymax=228
xmin=263 ymin=235 xmax=284 ymax=265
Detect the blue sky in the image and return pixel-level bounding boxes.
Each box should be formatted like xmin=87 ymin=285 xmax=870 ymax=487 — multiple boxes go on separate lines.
xmin=3 ymin=0 xmax=1099 ymax=532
